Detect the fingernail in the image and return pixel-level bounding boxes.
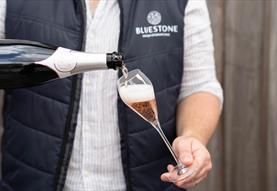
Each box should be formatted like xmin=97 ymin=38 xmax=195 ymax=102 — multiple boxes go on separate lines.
xmin=161 ymin=174 xmax=169 ymax=182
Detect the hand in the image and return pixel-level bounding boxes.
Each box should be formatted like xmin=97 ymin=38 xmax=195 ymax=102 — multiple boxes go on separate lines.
xmin=160 ymin=136 xmax=212 ymax=189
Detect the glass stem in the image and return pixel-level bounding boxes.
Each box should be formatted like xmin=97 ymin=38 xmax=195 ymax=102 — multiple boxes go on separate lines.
xmin=151 ymin=121 xmax=181 ymax=166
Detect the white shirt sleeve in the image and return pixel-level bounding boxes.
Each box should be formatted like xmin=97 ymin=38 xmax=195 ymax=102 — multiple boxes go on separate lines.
xmin=179 ymin=0 xmax=223 ymax=104
xmin=0 ymin=0 xmax=6 ymax=38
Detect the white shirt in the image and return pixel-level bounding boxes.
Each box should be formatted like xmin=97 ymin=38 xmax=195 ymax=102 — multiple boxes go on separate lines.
xmin=0 ymin=0 xmax=223 ymax=190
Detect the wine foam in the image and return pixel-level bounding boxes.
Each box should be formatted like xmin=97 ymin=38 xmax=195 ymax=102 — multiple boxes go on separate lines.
xmin=119 ymin=84 xmax=155 ymax=103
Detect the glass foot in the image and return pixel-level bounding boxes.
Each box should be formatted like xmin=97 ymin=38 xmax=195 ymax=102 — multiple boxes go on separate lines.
xmin=168 ymin=164 xmax=194 ymax=183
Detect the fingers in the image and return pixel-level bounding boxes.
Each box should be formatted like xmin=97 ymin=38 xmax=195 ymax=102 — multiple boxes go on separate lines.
xmin=178 ymin=151 xmax=210 ymax=183
xmin=160 ymin=173 xmax=170 ymax=182
xmin=167 ymin=164 xmax=175 ymax=172
xmin=175 ymin=172 xmax=208 ymax=189
xmin=160 ymin=165 xmax=175 ymax=182
xmin=161 ymin=145 xmax=212 ymax=188
xmin=162 ymin=136 xmax=213 ymax=189
xmin=177 ymin=161 xmax=212 ymax=185
xmin=175 ymin=157 xmax=212 ymax=188
xmin=160 ymin=161 xmax=211 ymax=187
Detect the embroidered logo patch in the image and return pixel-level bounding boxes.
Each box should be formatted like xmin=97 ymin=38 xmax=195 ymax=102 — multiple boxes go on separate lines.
xmin=136 ymin=10 xmax=179 ymax=38
xmin=147 ymin=11 xmax=162 ymax=25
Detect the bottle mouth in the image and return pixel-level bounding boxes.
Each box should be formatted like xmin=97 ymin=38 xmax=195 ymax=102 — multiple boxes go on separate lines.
xmin=107 ymin=52 xmax=123 ymax=69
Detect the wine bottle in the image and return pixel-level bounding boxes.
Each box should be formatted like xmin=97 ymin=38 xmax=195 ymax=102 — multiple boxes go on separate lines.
xmin=0 ymin=39 xmax=123 ymax=89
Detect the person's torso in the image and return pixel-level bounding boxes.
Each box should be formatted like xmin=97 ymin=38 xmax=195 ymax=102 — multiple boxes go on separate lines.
xmin=1 ymin=0 xmax=188 ymax=190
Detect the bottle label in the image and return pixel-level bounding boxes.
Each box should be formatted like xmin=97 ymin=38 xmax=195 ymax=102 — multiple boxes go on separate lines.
xmin=54 ymin=48 xmax=77 ymax=72
xmin=35 ymin=47 xmax=76 ymax=78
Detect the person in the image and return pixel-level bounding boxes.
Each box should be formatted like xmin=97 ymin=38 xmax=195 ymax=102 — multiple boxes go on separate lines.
xmin=0 ymin=0 xmax=223 ymax=190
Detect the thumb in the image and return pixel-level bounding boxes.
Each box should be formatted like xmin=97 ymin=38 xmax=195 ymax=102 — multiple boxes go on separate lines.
xmin=173 ymin=137 xmax=193 ymax=166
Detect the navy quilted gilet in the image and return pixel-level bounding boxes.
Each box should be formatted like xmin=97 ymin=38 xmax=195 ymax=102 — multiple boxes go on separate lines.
xmin=1 ymin=0 xmax=188 ymax=190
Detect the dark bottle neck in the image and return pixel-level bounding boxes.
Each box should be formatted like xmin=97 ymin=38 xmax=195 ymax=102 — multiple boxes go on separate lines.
xmin=107 ymin=52 xmax=124 ymax=69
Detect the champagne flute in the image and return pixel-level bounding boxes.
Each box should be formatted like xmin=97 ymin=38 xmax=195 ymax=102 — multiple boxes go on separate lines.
xmin=118 ymin=69 xmax=193 ymax=182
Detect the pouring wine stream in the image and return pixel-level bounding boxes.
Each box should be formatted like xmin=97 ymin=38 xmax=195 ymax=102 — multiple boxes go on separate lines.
xmin=121 ymin=63 xmax=128 ymax=86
